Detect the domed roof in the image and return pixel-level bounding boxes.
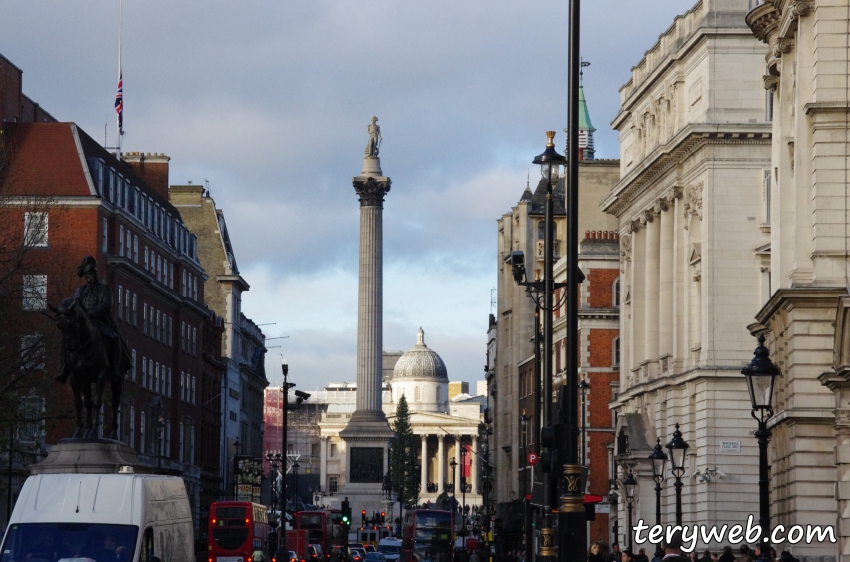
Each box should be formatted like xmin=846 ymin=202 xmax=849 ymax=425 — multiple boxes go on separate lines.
xmin=392 ymin=328 xmax=448 ymax=381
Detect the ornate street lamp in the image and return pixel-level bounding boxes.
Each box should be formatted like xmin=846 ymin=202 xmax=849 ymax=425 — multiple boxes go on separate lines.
xmin=622 ymin=469 xmax=637 ymax=551
xmin=648 ymin=438 xmax=667 ymax=526
xmin=741 ymin=333 xmax=780 ymax=546
xmin=666 ymin=423 xmax=689 ymax=526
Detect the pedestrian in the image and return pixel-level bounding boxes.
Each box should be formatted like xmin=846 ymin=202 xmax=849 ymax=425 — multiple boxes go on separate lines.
xmin=700 ymin=550 xmax=713 ymax=562
xmin=689 ymin=551 xmax=698 ymax=562
xmin=660 ymin=530 xmax=688 ymax=562
xmin=470 ymin=550 xmax=480 ymax=562
xmin=588 ymin=542 xmax=607 ymax=562
xmin=610 ymin=543 xmax=622 ymax=562
xmin=735 ymin=546 xmax=753 ymax=562
xmin=621 ymin=550 xmax=633 ymax=562
xmin=651 ymin=546 xmax=663 ymax=562
xmin=253 ymin=547 xmax=267 ymax=562
xmin=636 ymin=548 xmax=649 ymax=562
xmin=719 ymin=547 xmax=735 ymax=562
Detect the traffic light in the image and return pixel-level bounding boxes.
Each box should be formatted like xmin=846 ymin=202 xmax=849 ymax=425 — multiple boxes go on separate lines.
xmin=342 ymin=498 xmax=351 ymax=527
xmin=380 ymin=511 xmax=386 ymax=524
xmin=361 ymin=509 xmax=366 ymax=525
xmin=540 ymin=423 xmax=565 ymax=474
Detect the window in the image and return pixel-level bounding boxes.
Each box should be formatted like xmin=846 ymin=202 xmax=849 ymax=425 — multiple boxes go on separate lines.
xmin=192 ymin=328 xmax=197 ymax=355
xmin=102 ymin=218 xmax=108 ymax=254
xmin=129 ymin=406 xmax=135 ymax=448
xmin=21 ymin=334 xmax=45 ymax=371
xmin=415 ymin=386 xmax=421 ymax=402
xmin=125 ymin=289 xmax=130 ymax=321
xmin=117 ymin=286 xmax=123 ymax=320
xmin=169 ymin=265 xmax=174 ymax=289
xmin=22 ymin=275 xmax=47 ymax=310
xmin=614 ymin=277 xmax=621 ymax=308
xmin=193 ymin=277 xmax=198 ymax=301
xmin=24 ymin=212 xmax=48 ymax=248
xmin=167 ymin=368 xmax=172 ymax=398
xmin=143 ymin=304 xmax=148 ymax=335
xmin=149 ymin=307 xmax=154 ymax=337
xmin=192 ymin=375 xmax=196 ymax=404
xmin=155 ymin=363 xmax=160 ymax=394
xmin=182 ymin=270 xmax=187 ymax=297
xmin=613 ymin=336 xmax=621 ymax=367
xmin=766 ymin=87 xmax=774 ymax=122
xmin=179 ymin=422 xmax=185 ymax=463
xmin=230 ymin=410 xmax=237 ymax=422
xmin=140 ymin=411 xmax=146 ymax=454
xmin=181 ymin=322 xmax=186 ymax=350
xmin=180 ymin=372 xmax=185 ymax=401
xmin=141 ymin=358 xmax=147 ymax=388
xmin=157 ymin=255 xmax=161 ymax=283
xmin=144 ymin=247 xmax=149 ymax=270
xmin=132 ymin=294 xmax=137 ymax=326
xmin=133 ymin=235 xmax=138 ymax=262
xmin=131 ymin=350 xmax=136 ymax=382
xmin=148 ymin=359 xmax=153 ymax=389
xmin=329 ymin=476 xmax=339 ymax=495
xmin=168 ymin=317 xmax=173 ymax=347
xmin=190 ymin=426 xmax=195 ymax=464
xmin=155 ymin=310 xmax=161 ymax=341
xmin=165 ymin=419 xmax=171 ymax=459
xmin=118 ymin=225 xmax=124 ymax=256
xmin=125 ymin=229 xmax=131 ymax=260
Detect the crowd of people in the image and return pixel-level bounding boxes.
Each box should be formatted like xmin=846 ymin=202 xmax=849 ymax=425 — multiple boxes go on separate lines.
xmin=586 ymin=535 xmax=802 ymax=562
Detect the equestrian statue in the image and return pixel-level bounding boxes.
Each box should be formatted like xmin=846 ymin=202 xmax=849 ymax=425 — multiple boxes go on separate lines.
xmin=50 ymin=256 xmax=132 ymax=439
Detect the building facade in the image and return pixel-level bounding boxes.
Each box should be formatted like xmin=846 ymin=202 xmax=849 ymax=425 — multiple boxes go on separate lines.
xmin=169 ymin=183 xmax=269 ymax=500
xmin=746 ymin=1 xmax=850 ymax=560
xmin=493 ymin=115 xmax=620 ymax=546
xmin=602 ymin=0 xmax=773 ymax=550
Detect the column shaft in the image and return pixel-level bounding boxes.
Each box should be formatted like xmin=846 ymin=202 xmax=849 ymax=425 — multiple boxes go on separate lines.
xmin=437 ymin=436 xmax=445 ymax=492
xmin=356 ymin=205 xmax=383 ymax=413
xmin=421 ymin=435 xmax=428 ymax=494
xmin=644 ymin=213 xmax=661 ymax=364
xmin=659 ymin=207 xmax=674 ymax=359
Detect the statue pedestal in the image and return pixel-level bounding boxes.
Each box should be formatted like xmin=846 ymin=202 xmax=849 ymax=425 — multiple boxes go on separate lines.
xmin=30 ymin=439 xmax=151 ymax=475
xmin=340 ymin=419 xmax=395 ymax=522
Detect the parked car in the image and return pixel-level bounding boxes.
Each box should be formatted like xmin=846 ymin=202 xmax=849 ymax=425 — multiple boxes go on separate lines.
xmin=377 ymin=538 xmax=402 ymax=562
xmin=351 ymin=547 xmax=368 ymax=562
xmin=365 ymin=553 xmax=387 ymax=562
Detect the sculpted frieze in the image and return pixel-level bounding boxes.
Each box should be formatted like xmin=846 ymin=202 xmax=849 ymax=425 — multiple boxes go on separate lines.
xmin=684 ymin=182 xmax=704 ymax=220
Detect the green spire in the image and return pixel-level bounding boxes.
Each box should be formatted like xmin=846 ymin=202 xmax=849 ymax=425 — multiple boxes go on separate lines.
xmin=578 ymin=82 xmax=595 ymax=132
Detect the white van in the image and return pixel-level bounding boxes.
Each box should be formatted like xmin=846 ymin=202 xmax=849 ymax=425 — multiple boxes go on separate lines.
xmin=377 ymin=538 xmax=402 ymax=562
xmin=0 ymin=471 xmax=194 ymax=562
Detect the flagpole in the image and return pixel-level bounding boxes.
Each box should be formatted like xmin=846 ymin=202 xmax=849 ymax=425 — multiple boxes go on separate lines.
xmin=117 ymin=0 xmax=123 ymax=151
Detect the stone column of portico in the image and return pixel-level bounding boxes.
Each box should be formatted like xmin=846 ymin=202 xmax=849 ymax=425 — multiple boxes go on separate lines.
xmin=421 ymin=434 xmax=428 ymax=494
xmin=644 ymin=209 xmax=660 ymax=373
xmin=658 ymin=200 xmax=674 ymax=366
xmin=471 ymin=436 xmax=479 ymax=495
xmin=437 ymin=435 xmax=445 ymax=492
xmin=454 ymin=436 xmax=462 ymax=494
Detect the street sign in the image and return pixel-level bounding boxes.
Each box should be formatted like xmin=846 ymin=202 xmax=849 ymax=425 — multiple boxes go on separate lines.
xmin=527 ymin=453 xmax=538 ymax=466
xmin=467 ymin=524 xmax=473 ymax=530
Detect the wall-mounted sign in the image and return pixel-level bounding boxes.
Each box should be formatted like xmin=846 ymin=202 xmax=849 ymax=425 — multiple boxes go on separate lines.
xmin=720 ymin=441 xmax=741 ymax=454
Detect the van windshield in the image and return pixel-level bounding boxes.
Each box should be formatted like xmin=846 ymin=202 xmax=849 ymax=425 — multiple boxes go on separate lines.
xmin=0 ymin=523 xmax=138 ymax=562
xmin=378 ymin=545 xmax=400 ymax=554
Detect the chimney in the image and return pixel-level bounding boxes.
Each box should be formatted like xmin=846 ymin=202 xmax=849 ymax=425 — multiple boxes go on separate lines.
xmin=121 ymin=152 xmax=170 ymax=200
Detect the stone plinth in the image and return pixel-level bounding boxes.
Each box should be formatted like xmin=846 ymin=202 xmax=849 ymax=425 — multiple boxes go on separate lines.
xmin=30 ymin=439 xmax=151 ymax=475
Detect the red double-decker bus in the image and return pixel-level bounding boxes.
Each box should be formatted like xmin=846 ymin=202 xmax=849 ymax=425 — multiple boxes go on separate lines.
xmin=208 ymin=501 xmax=270 ymax=562
xmin=293 ymin=510 xmax=329 ymax=559
xmin=400 ymin=509 xmax=454 ymax=562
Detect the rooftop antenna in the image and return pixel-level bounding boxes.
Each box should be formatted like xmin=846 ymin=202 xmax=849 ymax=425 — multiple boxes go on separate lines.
xmin=580 ymin=58 xmax=591 ymax=85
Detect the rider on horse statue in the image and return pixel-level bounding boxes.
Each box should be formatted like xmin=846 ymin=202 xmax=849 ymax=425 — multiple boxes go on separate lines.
xmin=55 ymin=256 xmax=132 ymax=385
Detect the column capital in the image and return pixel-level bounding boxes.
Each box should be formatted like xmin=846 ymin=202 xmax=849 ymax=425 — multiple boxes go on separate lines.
xmin=437 ymin=434 xmax=445 ymax=442
xmin=421 ymin=434 xmax=428 ymax=441
xmin=353 ymin=176 xmax=391 ymax=207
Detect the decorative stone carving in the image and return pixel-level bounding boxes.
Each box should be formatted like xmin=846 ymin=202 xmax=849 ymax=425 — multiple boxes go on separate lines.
xmin=773 ymin=37 xmax=794 ymax=59
xmin=684 ymin=182 xmax=704 ymax=220
xmin=353 ymin=176 xmax=392 ymax=207
xmin=620 ymin=234 xmax=632 ymax=262
xmin=629 ymin=218 xmax=642 ymax=233
xmin=789 ymin=0 xmax=814 ymax=18
xmin=656 ymin=198 xmax=669 ymax=213
xmin=763 ymin=74 xmax=780 ymax=91
xmin=643 ymin=208 xmax=656 ymax=223
xmin=692 ymin=265 xmax=701 ymax=282
xmin=672 ymin=186 xmax=683 ymax=200
xmin=668 ymin=83 xmax=678 ymax=136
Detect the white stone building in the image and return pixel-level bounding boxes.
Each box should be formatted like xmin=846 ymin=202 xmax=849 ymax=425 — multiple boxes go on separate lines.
xmin=601 ymin=0 xmax=775 ymax=550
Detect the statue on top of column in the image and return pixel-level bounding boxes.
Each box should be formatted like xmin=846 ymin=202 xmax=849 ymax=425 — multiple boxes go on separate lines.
xmin=365 ymin=116 xmax=382 ymax=158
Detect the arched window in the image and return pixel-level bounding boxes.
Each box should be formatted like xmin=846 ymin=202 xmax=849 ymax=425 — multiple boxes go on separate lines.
xmin=613 ymin=277 xmax=621 ymax=308
xmin=613 ymin=336 xmax=620 ymax=367
xmin=415 ymin=386 xmax=421 ymax=402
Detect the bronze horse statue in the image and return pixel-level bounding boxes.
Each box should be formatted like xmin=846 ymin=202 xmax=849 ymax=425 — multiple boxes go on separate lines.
xmin=49 ymin=299 xmax=122 ymax=439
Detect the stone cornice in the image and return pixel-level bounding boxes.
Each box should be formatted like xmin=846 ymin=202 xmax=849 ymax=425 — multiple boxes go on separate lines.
xmin=601 ymin=123 xmax=772 ymax=217
xmin=754 ymin=287 xmax=846 ymax=327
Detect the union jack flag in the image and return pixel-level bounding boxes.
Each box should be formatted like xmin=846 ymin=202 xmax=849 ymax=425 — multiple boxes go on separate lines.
xmin=115 ymin=69 xmax=123 ymax=135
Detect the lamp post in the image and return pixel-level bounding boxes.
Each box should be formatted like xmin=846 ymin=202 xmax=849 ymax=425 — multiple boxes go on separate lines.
xmin=449 ymin=457 xmax=458 ymax=511
xmin=622 ymin=469 xmax=637 ymax=551
xmin=267 ymin=452 xmax=283 ymax=554
xmin=608 ymin=447 xmax=619 ymax=546
xmin=461 ymin=445 xmax=468 ymax=550
xmin=508 ymin=131 xmax=567 ymax=561
xmin=741 ymin=333 xmax=780 ymax=546
xmin=578 ymin=379 xmax=590 ymax=466
xmin=666 ymin=423 xmax=689 ymax=526
xmin=648 ymin=438 xmax=668 ymax=526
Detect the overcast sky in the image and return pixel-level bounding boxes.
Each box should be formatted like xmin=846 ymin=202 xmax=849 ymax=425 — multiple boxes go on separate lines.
xmin=1 ymin=0 xmax=696 ymax=391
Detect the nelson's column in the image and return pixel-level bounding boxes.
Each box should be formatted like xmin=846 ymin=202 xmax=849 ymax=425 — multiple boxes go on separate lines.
xmin=339 ymin=117 xmax=395 ymax=516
